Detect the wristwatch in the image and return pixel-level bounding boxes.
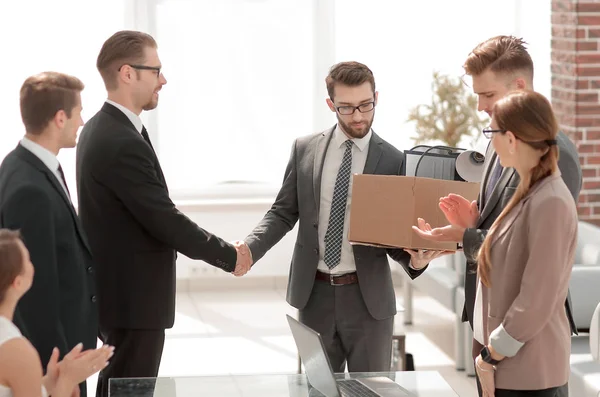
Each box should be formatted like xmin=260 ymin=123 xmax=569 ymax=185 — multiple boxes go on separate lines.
xmin=480 ymin=346 xmax=501 ymax=365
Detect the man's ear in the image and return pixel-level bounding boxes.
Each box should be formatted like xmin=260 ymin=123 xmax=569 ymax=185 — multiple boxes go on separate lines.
xmin=54 ymin=110 xmax=67 ymax=129
xmin=514 ymin=77 xmax=527 ymax=90
xmin=374 ymin=91 xmax=378 ymax=105
xmin=326 ymin=98 xmax=336 ymax=112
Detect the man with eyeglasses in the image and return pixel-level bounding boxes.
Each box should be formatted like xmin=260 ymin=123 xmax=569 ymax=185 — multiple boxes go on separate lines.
xmin=234 ymin=61 xmax=449 ymax=372
xmin=76 ymin=30 xmax=252 ymax=397
xmin=413 ymin=36 xmax=581 ymax=397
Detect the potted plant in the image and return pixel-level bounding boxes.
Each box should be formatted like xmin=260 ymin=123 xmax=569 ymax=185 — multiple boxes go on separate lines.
xmin=407 ymin=71 xmax=488 ymax=148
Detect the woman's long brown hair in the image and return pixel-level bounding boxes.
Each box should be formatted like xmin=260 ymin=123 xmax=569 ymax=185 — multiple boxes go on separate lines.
xmin=477 ymin=90 xmax=559 ymax=287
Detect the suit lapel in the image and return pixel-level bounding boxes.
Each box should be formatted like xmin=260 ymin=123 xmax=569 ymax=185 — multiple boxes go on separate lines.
xmin=15 ymin=145 xmax=93 ymax=254
xmin=313 ymin=126 xmax=335 ymax=213
xmin=363 ymin=132 xmax=383 ymax=175
xmin=101 ymin=102 xmax=168 ymax=191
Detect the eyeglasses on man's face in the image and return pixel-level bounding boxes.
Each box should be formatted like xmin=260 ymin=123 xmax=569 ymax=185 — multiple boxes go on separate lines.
xmin=482 ymin=127 xmax=506 ymax=139
xmin=335 ymin=101 xmax=375 ymax=115
xmin=119 ymin=64 xmax=162 ymax=78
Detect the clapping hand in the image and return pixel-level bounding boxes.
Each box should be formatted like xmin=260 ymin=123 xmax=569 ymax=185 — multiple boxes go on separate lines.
xmin=439 ymin=193 xmax=479 ymax=228
xmin=232 ymin=240 xmax=253 ymax=277
xmin=47 ymin=343 xmax=114 ymax=397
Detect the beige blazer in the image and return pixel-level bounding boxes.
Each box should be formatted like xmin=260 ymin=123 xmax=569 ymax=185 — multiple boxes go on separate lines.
xmin=480 ymin=172 xmax=577 ymax=390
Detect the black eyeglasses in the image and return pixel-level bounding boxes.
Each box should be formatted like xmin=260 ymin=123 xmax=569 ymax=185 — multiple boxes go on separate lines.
xmin=482 ymin=127 xmax=506 ymax=139
xmin=335 ymin=101 xmax=375 ymax=115
xmin=119 ymin=64 xmax=161 ymax=77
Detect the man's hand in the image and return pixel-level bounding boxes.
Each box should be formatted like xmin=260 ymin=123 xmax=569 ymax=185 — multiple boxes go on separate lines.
xmin=403 ymin=248 xmax=453 ymax=269
xmin=439 ymin=193 xmax=479 ymax=229
xmin=412 ymin=217 xmax=466 ymax=243
xmin=232 ymin=240 xmax=253 ymax=277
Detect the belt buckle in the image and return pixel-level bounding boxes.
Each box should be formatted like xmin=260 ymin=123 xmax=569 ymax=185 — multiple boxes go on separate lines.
xmin=330 ymin=274 xmax=341 ymax=286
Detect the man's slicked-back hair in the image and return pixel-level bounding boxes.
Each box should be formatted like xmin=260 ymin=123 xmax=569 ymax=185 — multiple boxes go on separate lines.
xmin=463 ymin=35 xmax=534 ymax=81
xmin=326 ymin=61 xmax=376 ymax=100
xmin=96 ymin=30 xmax=157 ymax=91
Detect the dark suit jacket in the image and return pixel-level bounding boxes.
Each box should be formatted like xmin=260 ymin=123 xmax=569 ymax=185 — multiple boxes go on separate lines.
xmin=245 ymin=126 xmax=426 ymax=320
xmin=462 ymin=131 xmax=582 ymax=333
xmin=76 ymin=102 xmax=237 ymax=330
xmin=0 ymin=145 xmax=97 ymax=368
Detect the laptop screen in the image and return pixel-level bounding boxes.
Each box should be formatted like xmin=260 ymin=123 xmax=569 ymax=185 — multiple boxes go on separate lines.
xmin=286 ymin=315 xmax=340 ymax=397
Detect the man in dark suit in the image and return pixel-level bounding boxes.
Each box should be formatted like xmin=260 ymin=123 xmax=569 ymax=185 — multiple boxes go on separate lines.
xmin=413 ymin=36 xmax=582 ymax=397
xmin=235 ymin=61 xmax=449 ymax=372
xmin=75 ymin=30 xmax=250 ymax=397
xmin=0 ymin=72 xmax=97 ymax=396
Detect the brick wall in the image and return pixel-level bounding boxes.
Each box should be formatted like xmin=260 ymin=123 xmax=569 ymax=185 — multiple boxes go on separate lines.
xmin=552 ymin=0 xmax=600 ymax=225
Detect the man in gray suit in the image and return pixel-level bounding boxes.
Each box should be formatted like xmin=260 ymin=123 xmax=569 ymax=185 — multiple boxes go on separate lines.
xmin=413 ymin=36 xmax=582 ymax=397
xmin=235 ymin=61 xmax=448 ymax=372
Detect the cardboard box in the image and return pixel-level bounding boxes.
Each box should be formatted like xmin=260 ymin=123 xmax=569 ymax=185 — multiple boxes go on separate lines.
xmin=348 ymin=175 xmax=480 ymax=251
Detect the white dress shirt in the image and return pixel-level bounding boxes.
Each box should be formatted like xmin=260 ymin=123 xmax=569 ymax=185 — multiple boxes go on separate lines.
xmin=106 ymin=99 xmax=143 ymax=133
xmin=19 ymin=137 xmax=70 ymax=200
xmin=317 ymin=126 xmax=372 ymax=275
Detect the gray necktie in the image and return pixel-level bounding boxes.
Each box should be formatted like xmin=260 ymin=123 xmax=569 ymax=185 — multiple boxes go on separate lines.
xmin=324 ymin=140 xmax=353 ymax=270
xmin=484 ymin=158 xmax=503 ymax=204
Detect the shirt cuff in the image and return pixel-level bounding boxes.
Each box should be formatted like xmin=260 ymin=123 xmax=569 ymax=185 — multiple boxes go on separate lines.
xmin=489 ymin=323 xmax=524 ymax=357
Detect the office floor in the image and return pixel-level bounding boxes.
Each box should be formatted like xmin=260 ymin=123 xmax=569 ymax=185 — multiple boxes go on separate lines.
xmin=87 ymin=285 xmax=478 ymax=397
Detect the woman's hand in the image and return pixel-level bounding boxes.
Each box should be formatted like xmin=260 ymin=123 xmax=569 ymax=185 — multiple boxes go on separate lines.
xmin=42 ymin=347 xmax=60 ymax=396
xmin=412 ymin=218 xmax=466 ymax=243
xmin=58 ymin=344 xmax=114 ymax=386
xmin=439 ymin=194 xmax=479 ymax=229
xmin=475 ymin=355 xmax=496 ymax=397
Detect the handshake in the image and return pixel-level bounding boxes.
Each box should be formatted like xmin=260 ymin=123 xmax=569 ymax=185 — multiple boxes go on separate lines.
xmin=231 ymin=240 xmax=253 ymax=277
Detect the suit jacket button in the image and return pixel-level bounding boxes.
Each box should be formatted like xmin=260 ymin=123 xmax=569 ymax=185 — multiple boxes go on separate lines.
xmin=91 ymin=295 xmax=97 ymax=303
xmin=314 ymin=248 xmax=319 ymax=254
xmin=87 ymin=266 xmax=93 ymax=273
xmin=313 ymin=223 xmax=318 ymax=228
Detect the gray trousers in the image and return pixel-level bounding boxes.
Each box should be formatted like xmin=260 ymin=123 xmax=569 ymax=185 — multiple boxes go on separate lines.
xmin=299 ymin=279 xmax=394 ymax=373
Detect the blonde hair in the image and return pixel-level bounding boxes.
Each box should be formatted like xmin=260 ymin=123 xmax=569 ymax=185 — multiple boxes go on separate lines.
xmin=463 ymin=35 xmax=533 ymax=82
xmin=477 ymin=91 xmax=559 ymax=287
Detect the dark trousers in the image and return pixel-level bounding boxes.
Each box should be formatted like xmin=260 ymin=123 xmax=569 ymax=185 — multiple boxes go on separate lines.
xmin=299 ymin=279 xmax=394 ymax=373
xmin=95 ymin=327 xmax=165 ymax=397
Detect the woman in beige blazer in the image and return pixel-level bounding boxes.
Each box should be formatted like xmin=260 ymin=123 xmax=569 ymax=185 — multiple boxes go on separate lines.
xmin=469 ymin=90 xmax=578 ymax=397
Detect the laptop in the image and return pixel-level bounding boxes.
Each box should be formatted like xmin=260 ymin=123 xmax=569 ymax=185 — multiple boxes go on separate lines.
xmin=286 ymin=315 xmax=412 ymax=397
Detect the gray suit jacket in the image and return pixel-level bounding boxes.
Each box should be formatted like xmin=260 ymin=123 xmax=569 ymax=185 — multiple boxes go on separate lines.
xmin=245 ymin=126 xmax=426 ymax=320
xmin=462 ymin=131 xmax=582 ymax=333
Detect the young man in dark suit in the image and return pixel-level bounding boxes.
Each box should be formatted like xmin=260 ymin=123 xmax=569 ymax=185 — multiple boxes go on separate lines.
xmin=0 ymin=72 xmax=97 ymax=397
xmin=413 ymin=36 xmax=582 ymax=397
xmin=75 ymin=30 xmax=250 ymax=397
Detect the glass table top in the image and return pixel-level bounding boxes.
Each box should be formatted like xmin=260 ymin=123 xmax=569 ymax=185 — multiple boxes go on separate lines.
xmin=109 ymin=371 xmax=459 ymax=397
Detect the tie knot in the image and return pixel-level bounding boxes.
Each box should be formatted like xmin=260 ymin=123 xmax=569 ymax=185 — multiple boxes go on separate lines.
xmin=344 ymin=140 xmax=353 ymax=150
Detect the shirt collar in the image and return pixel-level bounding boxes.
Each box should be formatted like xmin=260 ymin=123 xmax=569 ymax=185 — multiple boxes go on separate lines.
xmin=106 ymin=99 xmax=144 ymax=133
xmin=20 ymin=137 xmax=60 ymax=173
xmin=333 ymin=125 xmax=372 ymax=152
